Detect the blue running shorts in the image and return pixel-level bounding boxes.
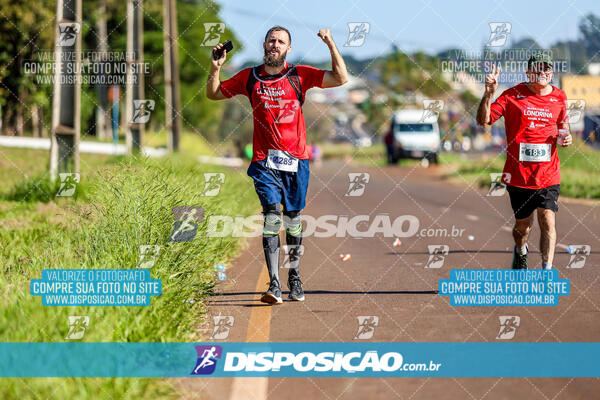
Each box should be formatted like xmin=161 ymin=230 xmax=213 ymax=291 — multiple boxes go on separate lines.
xmin=247 ymin=159 xmax=310 ymax=212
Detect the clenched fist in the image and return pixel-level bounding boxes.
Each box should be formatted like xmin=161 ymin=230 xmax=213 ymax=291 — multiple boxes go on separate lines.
xmin=318 ymin=28 xmax=334 ymax=46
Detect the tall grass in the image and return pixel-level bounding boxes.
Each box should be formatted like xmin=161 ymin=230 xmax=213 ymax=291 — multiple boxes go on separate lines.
xmin=0 ymin=150 xmax=257 ymax=398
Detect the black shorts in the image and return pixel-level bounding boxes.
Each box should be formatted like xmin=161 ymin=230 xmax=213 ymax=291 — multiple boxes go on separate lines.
xmin=506 ymin=184 xmax=560 ymax=220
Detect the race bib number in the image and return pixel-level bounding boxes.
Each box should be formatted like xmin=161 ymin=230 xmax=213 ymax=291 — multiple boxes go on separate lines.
xmin=519 ymin=143 xmax=551 ymax=162
xmin=266 ymin=149 xmax=298 ymax=172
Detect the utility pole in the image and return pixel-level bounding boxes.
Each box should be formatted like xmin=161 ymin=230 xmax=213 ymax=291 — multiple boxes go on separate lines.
xmin=125 ymin=0 xmax=145 ymax=153
xmin=95 ymin=0 xmax=110 ymax=141
xmin=50 ymin=0 xmax=82 ymax=180
xmin=163 ymin=0 xmax=181 ymax=152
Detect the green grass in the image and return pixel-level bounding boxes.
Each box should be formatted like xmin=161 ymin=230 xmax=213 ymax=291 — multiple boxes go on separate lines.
xmin=0 ymin=147 xmax=257 ymax=398
xmin=321 ymin=142 xmax=389 ymax=166
xmin=0 ymin=148 xmax=114 ymax=188
xmin=143 ymin=130 xmax=216 ymax=157
xmin=320 ymin=142 xmax=439 ymax=167
xmin=3 ymin=173 xmax=93 ymax=203
xmin=79 ymin=130 xmax=216 ymax=157
xmin=441 ymin=140 xmax=600 ymax=199
xmin=0 ymin=377 xmax=179 ymax=400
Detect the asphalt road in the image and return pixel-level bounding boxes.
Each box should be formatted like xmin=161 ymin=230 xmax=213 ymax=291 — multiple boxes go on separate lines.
xmin=178 ymin=160 xmax=600 ymax=399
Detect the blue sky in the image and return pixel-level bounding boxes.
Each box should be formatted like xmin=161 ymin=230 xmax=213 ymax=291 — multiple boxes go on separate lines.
xmin=218 ymin=0 xmax=597 ymax=65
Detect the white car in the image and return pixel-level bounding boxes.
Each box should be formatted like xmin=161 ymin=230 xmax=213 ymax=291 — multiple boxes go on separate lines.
xmin=387 ymin=109 xmax=441 ymax=164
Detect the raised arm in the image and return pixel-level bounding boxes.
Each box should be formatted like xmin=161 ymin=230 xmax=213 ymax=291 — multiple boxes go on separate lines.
xmin=318 ymin=28 xmax=348 ymax=88
xmin=476 ymin=64 xmax=500 ymax=126
xmin=206 ymin=42 xmax=228 ymax=100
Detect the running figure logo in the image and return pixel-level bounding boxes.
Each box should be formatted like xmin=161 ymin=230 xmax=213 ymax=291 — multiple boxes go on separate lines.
xmin=281 ymin=245 xmax=304 ymax=269
xmin=57 ymin=22 xmax=80 ymax=46
xmin=345 ymin=172 xmax=370 ymax=197
xmin=275 ymin=100 xmax=299 ymax=124
xmin=487 ymin=22 xmax=512 ymax=47
xmin=420 ymin=100 xmax=444 ymax=122
xmin=496 ymin=316 xmax=520 ymax=340
xmin=565 ymin=100 xmax=585 ymax=124
xmin=65 ymin=316 xmax=89 ymax=340
xmin=487 ymin=172 xmax=511 ymax=197
xmin=56 ymin=173 xmax=80 ymax=197
xmin=354 ymin=316 xmax=379 ymax=339
xmin=191 ymin=345 xmax=223 ymax=375
xmin=566 ymin=245 xmax=591 ymax=269
xmin=168 ymin=206 xmax=204 ymax=242
xmin=137 ymin=245 xmax=161 ymax=269
xmin=425 ymin=245 xmax=449 ymax=269
xmin=210 ymin=315 xmax=234 ymax=340
xmin=201 ymin=173 xmax=226 ymax=197
xmin=201 ymin=23 xmax=225 ymax=46
xmin=130 ymin=100 xmax=155 ymax=124
xmin=345 ymin=22 xmax=370 ymax=47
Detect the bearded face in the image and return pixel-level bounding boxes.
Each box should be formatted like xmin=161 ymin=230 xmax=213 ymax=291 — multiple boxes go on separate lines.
xmin=263 ymin=30 xmax=291 ymax=68
xmin=263 ymin=46 xmax=287 ymax=67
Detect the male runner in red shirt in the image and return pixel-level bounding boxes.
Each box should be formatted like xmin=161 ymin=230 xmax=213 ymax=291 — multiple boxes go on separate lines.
xmin=477 ymin=53 xmax=573 ymax=270
xmin=207 ymin=26 xmax=348 ymax=303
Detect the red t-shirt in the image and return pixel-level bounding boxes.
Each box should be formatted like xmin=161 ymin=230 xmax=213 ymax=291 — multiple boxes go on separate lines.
xmin=220 ymin=63 xmax=325 ymax=162
xmin=489 ymin=82 xmax=568 ymax=189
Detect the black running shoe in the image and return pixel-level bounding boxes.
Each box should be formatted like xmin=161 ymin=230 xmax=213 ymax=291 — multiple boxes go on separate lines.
xmin=511 ymin=245 xmax=528 ymax=269
xmin=288 ymin=272 xmax=305 ymax=301
xmin=261 ymin=279 xmax=282 ymax=304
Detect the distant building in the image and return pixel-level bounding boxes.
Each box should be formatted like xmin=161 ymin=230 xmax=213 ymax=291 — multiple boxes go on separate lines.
xmin=307 ymin=74 xmax=369 ymax=104
xmin=561 ymin=75 xmax=600 ymax=140
xmin=561 ymin=75 xmax=600 ymax=111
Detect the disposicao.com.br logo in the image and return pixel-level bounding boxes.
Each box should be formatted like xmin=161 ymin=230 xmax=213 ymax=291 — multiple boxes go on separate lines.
xmin=191 ymin=346 xmax=442 ymax=376
xmin=206 ymin=214 xmax=421 ymax=238
xmin=204 ymin=214 xmax=466 ymax=240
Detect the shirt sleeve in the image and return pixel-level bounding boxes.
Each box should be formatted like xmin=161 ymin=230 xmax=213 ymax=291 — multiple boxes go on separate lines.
xmin=220 ymin=68 xmax=251 ymax=98
xmin=489 ymin=90 xmax=509 ymax=124
xmin=296 ymin=65 xmax=326 ymax=92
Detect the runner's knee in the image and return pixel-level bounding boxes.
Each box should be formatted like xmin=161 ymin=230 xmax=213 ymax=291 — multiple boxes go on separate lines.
xmin=513 ymin=225 xmax=531 ymax=236
xmin=537 ymin=209 xmax=555 ymax=230
xmin=263 ymin=203 xmax=282 ymax=236
xmin=514 ymin=218 xmax=532 ymax=235
xmin=283 ymin=210 xmax=302 ymax=237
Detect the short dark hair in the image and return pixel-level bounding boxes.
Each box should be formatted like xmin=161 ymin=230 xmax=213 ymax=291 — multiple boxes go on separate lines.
xmin=264 ymin=26 xmax=291 ymax=44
